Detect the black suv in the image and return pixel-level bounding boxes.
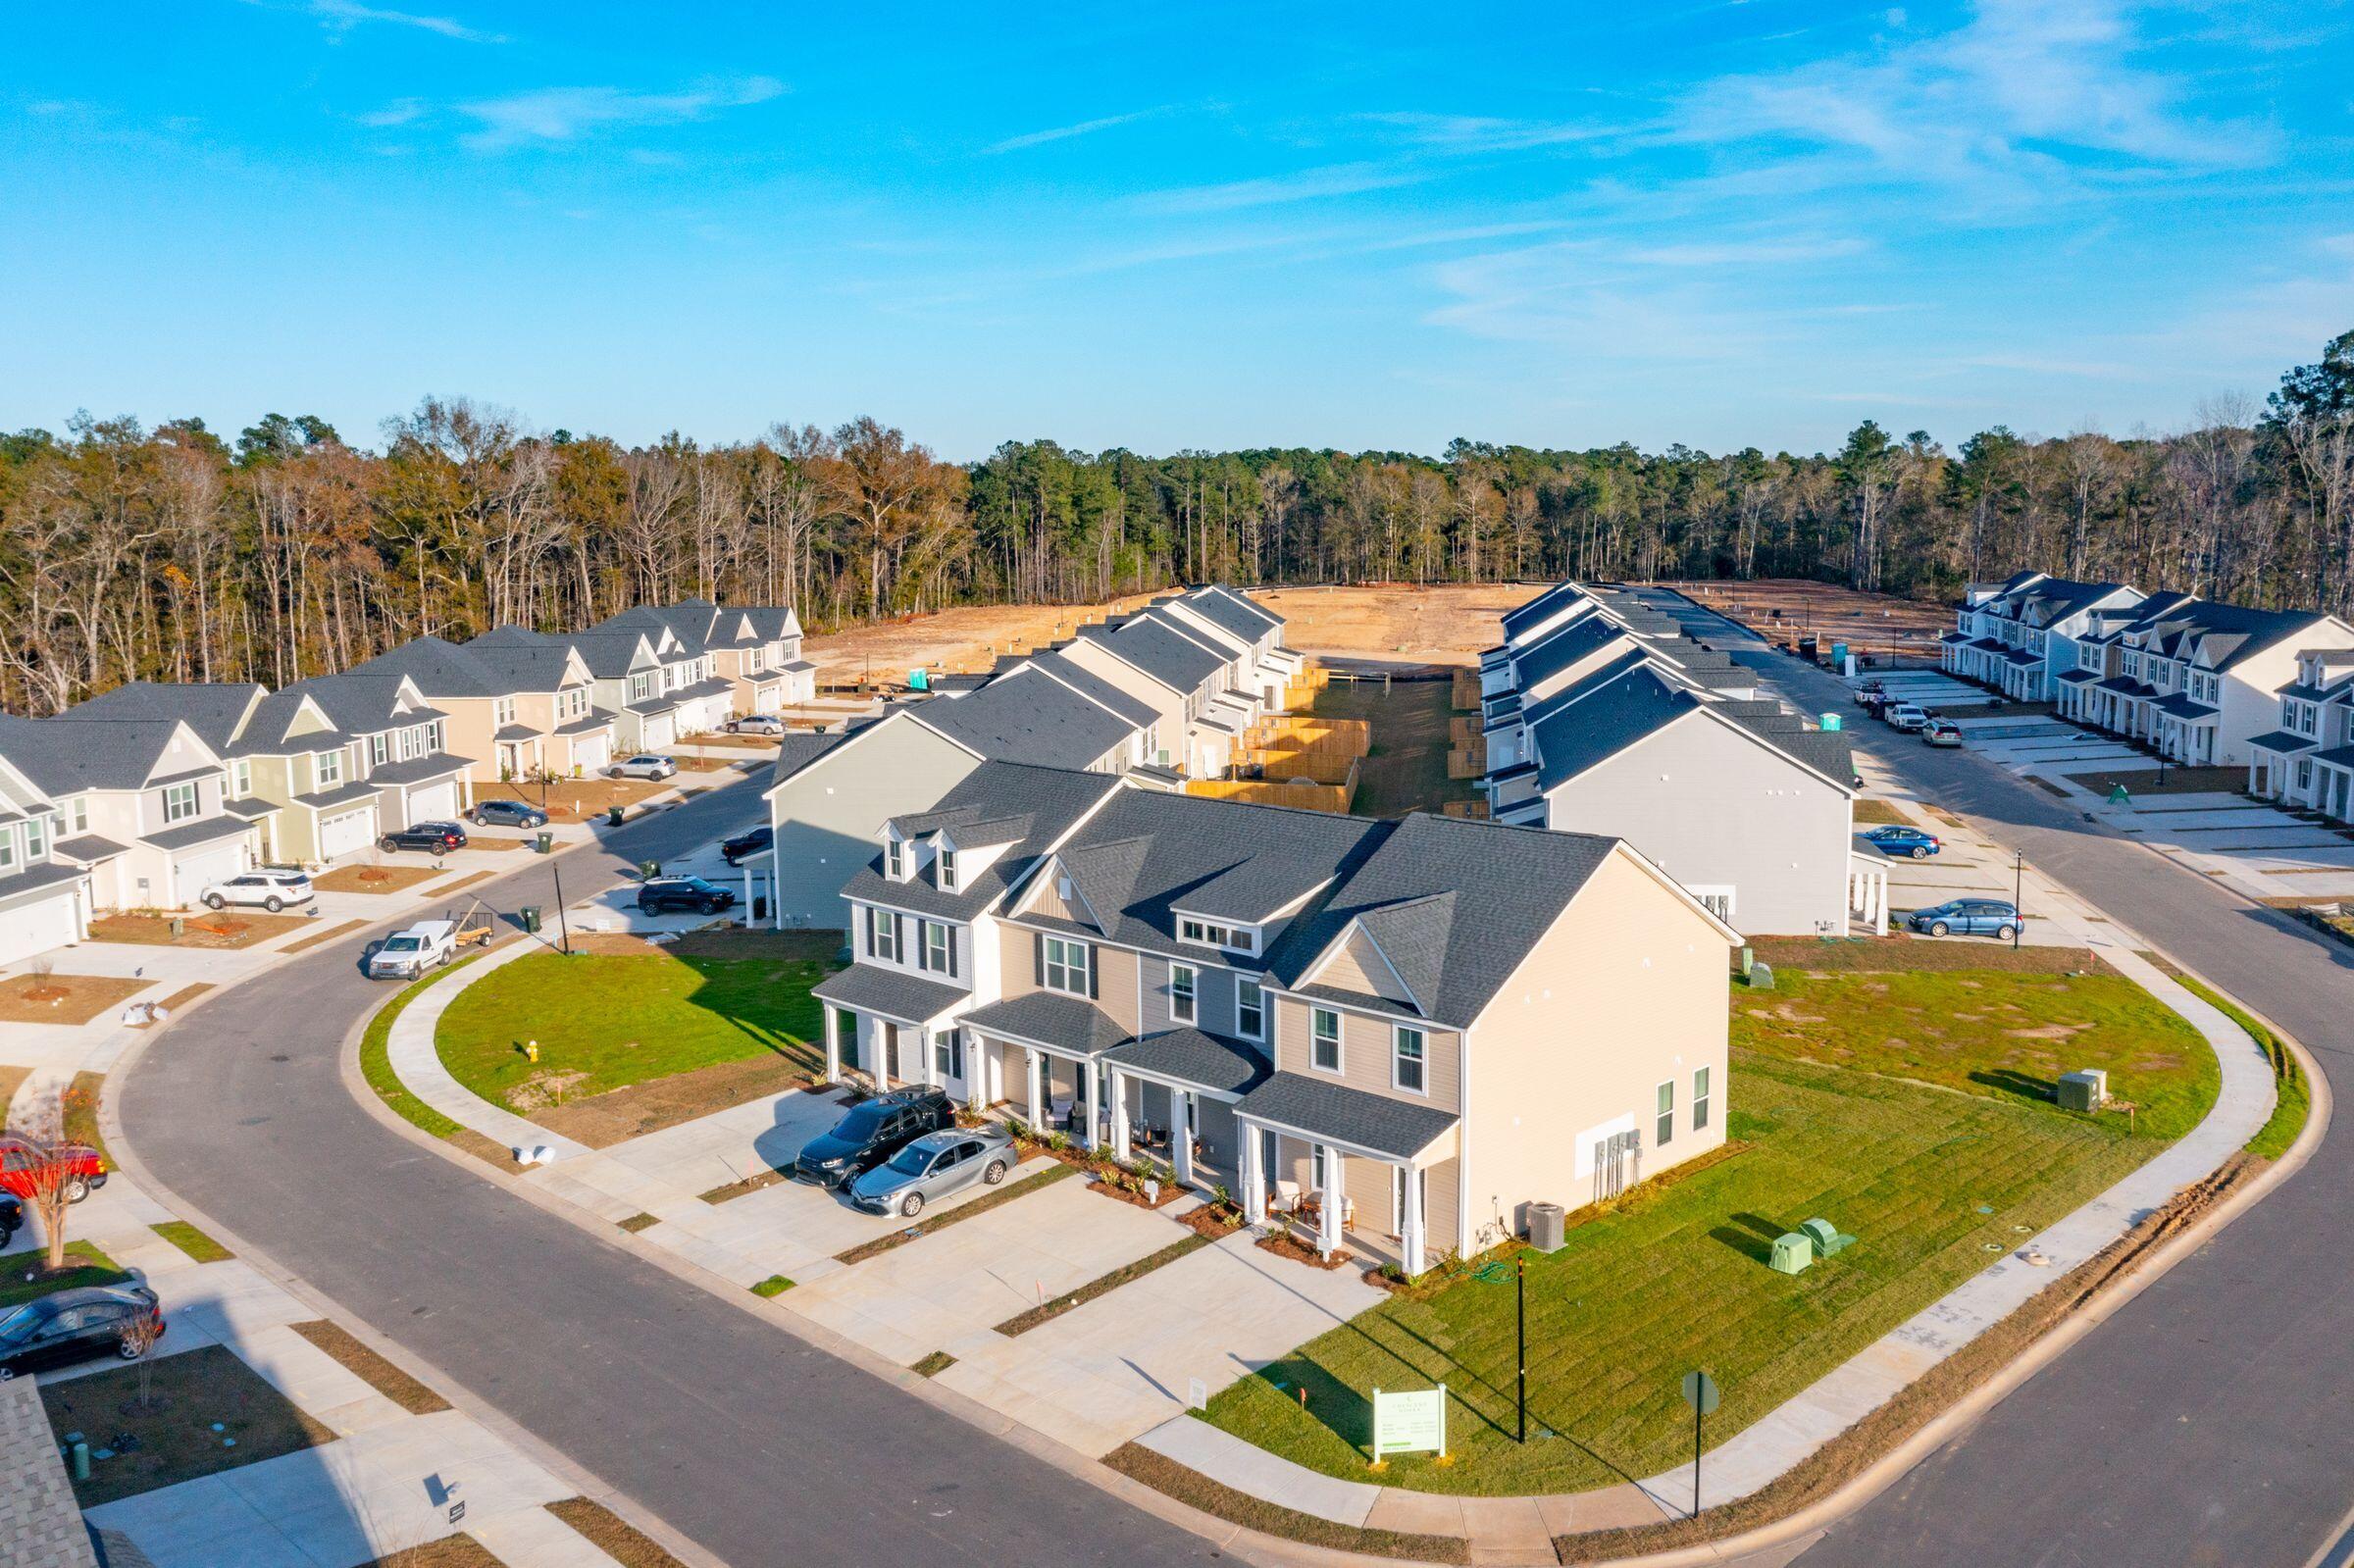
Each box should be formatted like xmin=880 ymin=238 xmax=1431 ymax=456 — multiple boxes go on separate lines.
xmin=721 ymin=826 xmax=772 ymax=866
xmin=793 ymin=1087 xmax=955 ymax=1188
xmin=380 ymin=821 xmax=469 ymax=853
xmin=637 ymin=876 xmax=738 ymax=915
xmin=0 ymin=1275 xmax=165 ymax=1374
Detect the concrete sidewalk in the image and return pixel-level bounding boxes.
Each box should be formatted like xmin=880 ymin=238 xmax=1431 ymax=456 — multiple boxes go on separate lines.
xmin=381 ymin=939 xmax=590 ymax=1162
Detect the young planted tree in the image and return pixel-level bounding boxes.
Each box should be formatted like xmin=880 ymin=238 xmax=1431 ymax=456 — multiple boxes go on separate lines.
xmin=5 ymin=1087 xmax=94 ymax=1274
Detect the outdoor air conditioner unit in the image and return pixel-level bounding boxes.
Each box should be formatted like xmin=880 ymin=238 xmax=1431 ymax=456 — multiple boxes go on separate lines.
xmin=1528 ymin=1202 xmax=1566 ymax=1253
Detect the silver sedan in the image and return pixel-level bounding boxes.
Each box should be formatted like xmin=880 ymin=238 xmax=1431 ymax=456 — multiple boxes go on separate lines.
xmin=846 ymin=1126 xmax=1016 ymax=1218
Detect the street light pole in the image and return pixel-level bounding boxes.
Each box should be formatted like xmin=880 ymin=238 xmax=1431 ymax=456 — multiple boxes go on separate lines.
xmin=2012 ymin=850 xmax=2023 ymax=951
xmin=551 ymin=854 xmax=573 ymax=957
xmin=1515 ymin=1254 xmax=1528 ymax=1444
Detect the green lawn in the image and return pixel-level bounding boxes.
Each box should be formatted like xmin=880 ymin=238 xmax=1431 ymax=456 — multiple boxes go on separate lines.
xmin=0 ymin=1240 xmax=125 ymax=1307
xmin=435 ymin=947 xmax=829 ymax=1113
xmin=1203 ymin=967 xmax=2219 ymax=1495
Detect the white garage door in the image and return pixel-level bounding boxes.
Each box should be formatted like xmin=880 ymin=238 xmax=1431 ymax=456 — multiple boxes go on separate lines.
xmin=573 ymin=733 xmax=611 ymax=775
xmin=174 ymin=840 xmax=249 ymax=905
xmin=408 ymin=781 xmax=459 ymax=824
xmin=753 ymin=685 xmax=783 ymax=714
xmin=320 ymin=808 xmax=375 ymax=859
xmin=0 ymin=889 xmax=78 ymax=967
xmin=640 ymin=714 xmax=676 ymax=751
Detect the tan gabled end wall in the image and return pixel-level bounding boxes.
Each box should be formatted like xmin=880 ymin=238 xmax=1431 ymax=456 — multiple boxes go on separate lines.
xmin=1463 ymin=847 xmax=1731 ymax=1241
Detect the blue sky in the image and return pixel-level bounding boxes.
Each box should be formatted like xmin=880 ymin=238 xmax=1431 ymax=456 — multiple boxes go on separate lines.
xmin=5 ymin=0 xmax=2350 ymax=459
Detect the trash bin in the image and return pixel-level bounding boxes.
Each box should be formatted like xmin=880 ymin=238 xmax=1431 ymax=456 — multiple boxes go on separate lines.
xmin=536 ymin=831 xmax=554 ymax=854
xmin=752 ymin=894 xmax=768 ymax=922
xmin=606 ymin=804 xmax=624 ymax=827
xmin=521 ymin=905 xmax=542 ymax=934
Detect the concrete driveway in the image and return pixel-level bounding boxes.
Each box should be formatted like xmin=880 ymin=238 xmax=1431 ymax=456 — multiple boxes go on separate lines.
xmin=936 ymin=1229 xmax=1384 ymax=1457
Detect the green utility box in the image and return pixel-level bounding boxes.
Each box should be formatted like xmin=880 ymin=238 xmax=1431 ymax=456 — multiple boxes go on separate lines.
xmin=521 ymin=905 xmax=542 ymax=935
xmin=2058 ymin=1069 xmax=2109 ymax=1113
xmin=1768 ymin=1234 xmax=1815 ymax=1275
xmin=1801 ymin=1217 xmax=1856 ymax=1258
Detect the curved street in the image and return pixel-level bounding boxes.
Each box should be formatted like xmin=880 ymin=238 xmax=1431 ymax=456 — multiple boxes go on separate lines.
xmin=118 ymin=777 xmax=1223 ymax=1568
xmin=116 ymin=705 xmax=2354 ymax=1568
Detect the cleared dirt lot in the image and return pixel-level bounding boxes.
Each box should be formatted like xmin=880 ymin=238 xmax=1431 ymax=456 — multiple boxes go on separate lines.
xmin=803 ymin=594 xmax=1162 ymax=685
xmin=1250 ymin=583 xmax=1544 ymax=667
xmin=1663 ymin=577 xmax=1951 ymax=659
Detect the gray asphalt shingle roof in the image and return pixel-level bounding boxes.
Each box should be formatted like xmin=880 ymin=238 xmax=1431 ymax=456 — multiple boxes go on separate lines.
xmin=1026 ymin=651 xmax=1161 ymax=728
xmin=0 ymin=713 xmax=189 ymax=793
xmin=911 ymin=666 xmax=1138 ymax=772
xmin=1090 ymin=614 xmax=1227 ymax=692
xmin=959 ymin=989 xmax=1130 ymax=1055
xmin=840 ymin=761 xmax=1122 ymax=920
xmin=1234 ymin=1072 xmax=1458 ymax=1159
xmin=1101 ymin=1026 xmax=1271 ymax=1095
xmin=1175 ymin=586 xmax=1276 ymax=644
xmin=142 ymin=816 xmax=256 ymax=853
xmin=51 ymin=681 xmax=262 ymax=753
xmin=810 ymin=964 xmax=968 ymax=1025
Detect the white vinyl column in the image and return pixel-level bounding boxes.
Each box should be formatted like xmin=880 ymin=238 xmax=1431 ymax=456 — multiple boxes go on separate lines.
xmin=1240 ymin=1123 xmax=1265 ymax=1223
xmin=1173 ymin=1090 xmax=1196 ymax=1187
xmin=1110 ymin=1067 xmax=1132 ymax=1161
xmin=823 ymin=1006 xmax=842 ymax=1084
xmin=1317 ymin=1144 xmax=1344 ymax=1257
xmin=1080 ymin=1058 xmax=1100 ymax=1151
xmin=1401 ymin=1161 xmax=1426 ymax=1277
xmin=1024 ymin=1046 xmax=1043 ymax=1128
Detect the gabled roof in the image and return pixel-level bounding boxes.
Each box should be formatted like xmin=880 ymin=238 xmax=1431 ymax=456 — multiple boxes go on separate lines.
xmin=1501 ymin=580 xmax=1595 ymax=638
xmin=52 ymin=681 xmax=264 ymax=754
xmin=840 ymin=761 xmax=1121 ymax=920
xmin=1082 ymin=614 xmax=1228 ymax=693
xmin=1344 ymin=892 xmax=1457 ymax=1015
xmin=1509 ymin=612 xmax=1632 ymax=695
xmin=351 ymin=632 xmax=587 ymax=698
xmin=1023 ymin=650 xmax=1160 ymax=729
xmin=1235 ymin=1072 xmax=1458 ymax=1160
xmin=1174 ymin=586 xmax=1278 ymax=643
xmin=276 ymin=672 xmax=441 ymax=737
xmin=1 ymin=713 xmax=213 ymax=793
xmin=909 ymin=666 xmax=1138 ymax=772
xmin=224 ymin=688 xmax=346 ymax=758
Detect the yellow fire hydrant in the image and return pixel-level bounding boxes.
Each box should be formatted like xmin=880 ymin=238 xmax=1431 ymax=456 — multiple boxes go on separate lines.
xmin=524 ymin=1039 xmax=539 ymax=1063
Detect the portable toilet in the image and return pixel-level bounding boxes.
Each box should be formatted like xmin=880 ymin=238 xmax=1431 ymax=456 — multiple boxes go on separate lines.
xmin=908 ymin=668 xmax=931 ymax=692
xmin=1821 ymin=713 xmax=1843 ymax=733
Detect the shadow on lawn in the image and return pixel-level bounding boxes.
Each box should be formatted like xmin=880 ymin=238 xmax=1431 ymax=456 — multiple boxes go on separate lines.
xmin=1709 ymin=1211 xmax=1789 ymax=1263
xmin=1969 ymin=1067 xmax=2059 ymax=1109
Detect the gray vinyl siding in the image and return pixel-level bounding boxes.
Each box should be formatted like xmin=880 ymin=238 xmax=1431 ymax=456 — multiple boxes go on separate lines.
xmin=767 ymin=721 xmax=981 ymax=929
xmin=1140 ymin=951 xmax=1244 ymax=1037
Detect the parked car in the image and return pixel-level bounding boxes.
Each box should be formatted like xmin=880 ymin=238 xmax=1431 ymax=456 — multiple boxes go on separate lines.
xmin=368 ymin=919 xmax=459 ymax=981
xmin=199 ymin=868 xmax=314 ymax=912
xmin=0 ymin=1275 xmax=164 ymax=1375
xmin=1906 ymin=898 xmax=2021 ymax=939
xmin=846 ymin=1125 xmax=1016 ymax=1217
xmin=608 ymin=755 xmax=678 ymax=781
xmin=468 ymin=799 xmax=549 ymax=829
xmin=1862 ymin=825 xmax=1944 ymax=860
xmin=0 ymin=1195 xmax=19 ymax=1249
xmin=727 ymin=715 xmax=786 ymax=736
xmin=793 ymin=1087 xmax=957 ymax=1188
xmin=1923 ymin=720 xmax=1964 ymax=747
xmin=721 ymin=826 xmax=773 ymax=866
xmin=637 ymin=876 xmax=737 ymax=916
xmin=380 ymin=821 xmax=468 ymax=854
xmin=0 ymin=1136 xmax=107 ymax=1203
xmin=1885 ymin=703 xmax=1930 ymax=733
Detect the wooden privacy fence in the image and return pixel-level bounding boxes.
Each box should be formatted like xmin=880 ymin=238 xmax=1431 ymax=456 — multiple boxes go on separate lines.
xmin=1238 ymin=748 xmax=1358 ymax=785
xmin=1245 ymin=716 xmax=1371 ymax=757
xmin=1453 ymin=671 xmax=1482 ymax=711
xmin=1187 ymin=775 xmax=1356 ymax=814
xmin=1441 ymin=799 xmax=1491 ymax=821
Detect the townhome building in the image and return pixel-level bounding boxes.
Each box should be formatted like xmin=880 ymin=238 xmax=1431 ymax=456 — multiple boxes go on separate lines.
xmin=1940 ymin=573 xmax=2144 ymax=700
xmin=2049 ymin=594 xmax=2354 ymax=767
xmin=593 ymin=600 xmax=817 ymax=719
xmin=1051 ymin=588 xmax=1294 ymax=776
xmin=225 ymin=673 xmax=475 ymax=858
xmin=2245 ymin=648 xmax=2354 ymax=816
xmin=812 ymin=767 xmax=1737 ymax=1275
xmin=0 ymin=707 xmax=262 ymax=925
xmin=347 ymin=634 xmax=614 ymax=784
xmin=0 ymin=732 xmax=102 ymax=963
xmin=474 ymin=624 xmax=730 ymax=753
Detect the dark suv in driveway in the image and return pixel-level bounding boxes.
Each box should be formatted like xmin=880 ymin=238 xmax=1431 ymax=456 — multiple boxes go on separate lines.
xmin=636 ymin=876 xmax=738 ymax=916
xmin=793 ymin=1087 xmax=956 ymax=1189
xmin=380 ymin=821 xmax=468 ymax=853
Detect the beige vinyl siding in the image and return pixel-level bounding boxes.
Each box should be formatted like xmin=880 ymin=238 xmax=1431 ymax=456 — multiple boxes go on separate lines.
xmin=1316 ymin=931 xmax=1417 ymax=1008
xmin=1271 ymin=995 xmax=1460 ymax=1115
xmin=998 ymin=922 xmax=1143 ymax=1035
xmin=1463 ymin=847 xmax=1730 ymax=1237
xmin=1023 ymin=868 xmax=1093 ymax=927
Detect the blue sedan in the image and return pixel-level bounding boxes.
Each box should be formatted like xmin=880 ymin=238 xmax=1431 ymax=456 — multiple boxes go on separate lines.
xmin=1863 ymin=825 xmax=1943 ymax=860
xmin=1906 ymin=899 xmax=2021 ymax=939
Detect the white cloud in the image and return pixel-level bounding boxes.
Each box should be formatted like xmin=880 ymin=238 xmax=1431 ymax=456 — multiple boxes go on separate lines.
xmin=455 ymin=76 xmax=785 ymax=150
xmin=1131 ymin=162 xmax=1425 ymax=215
xmin=1359 ymin=111 xmax=1655 ymax=153
xmin=255 ymin=0 xmax=505 ymax=43
xmin=982 ymin=107 xmax=1168 ymax=156
xmin=355 ymin=97 xmax=426 ymax=126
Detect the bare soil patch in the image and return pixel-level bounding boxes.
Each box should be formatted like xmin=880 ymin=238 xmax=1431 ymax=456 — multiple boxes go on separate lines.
xmin=533 ymin=1055 xmax=821 ymax=1148
xmin=1749 ymin=937 xmax=2104 ymax=975
xmin=1661 ymin=577 xmax=1953 ymax=661
xmin=90 ymin=911 xmax=310 ymax=949
xmin=359 ymin=1537 xmax=508 ymax=1568
xmin=532 ymin=778 xmax=672 ymax=822
xmin=1252 ymin=583 xmax=1545 ymax=667
xmin=42 ymin=1344 xmax=335 ymax=1507
xmin=0 ymin=974 xmax=152 ymax=1025
xmin=314 ymin=864 xmax=446 ymax=894
xmin=802 ymin=594 xmax=1161 ymax=686
xmin=546 ymin=1497 xmax=691 ymax=1568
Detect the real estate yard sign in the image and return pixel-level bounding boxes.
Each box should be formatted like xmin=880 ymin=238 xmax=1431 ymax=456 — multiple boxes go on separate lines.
xmin=1371 ymin=1385 xmax=1447 ymax=1462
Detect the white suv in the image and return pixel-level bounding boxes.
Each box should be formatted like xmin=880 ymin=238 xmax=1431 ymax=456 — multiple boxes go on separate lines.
xmin=200 ymin=870 xmax=314 ymax=913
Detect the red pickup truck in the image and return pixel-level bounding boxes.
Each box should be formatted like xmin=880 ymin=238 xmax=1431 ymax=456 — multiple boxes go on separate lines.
xmin=0 ymin=1137 xmax=107 ymax=1203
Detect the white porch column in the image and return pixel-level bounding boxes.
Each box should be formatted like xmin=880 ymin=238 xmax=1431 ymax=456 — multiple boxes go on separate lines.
xmin=1024 ymin=1046 xmax=1043 ymax=1128
xmin=1402 ymin=1160 xmax=1426 ymax=1277
xmin=1317 ymin=1144 xmax=1344 ymax=1257
xmin=1080 ymin=1057 xmax=1100 ymax=1151
xmin=1110 ymin=1067 xmax=1132 ymax=1162
xmin=920 ymin=1026 xmax=939 ymax=1088
xmin=769 ymin=844 xmax=784 ymax=930
xmin=1874 ymin=870 xmax=1888 ymax=936
xmin=966 ymin=1033 xmax=988 ymax=1112
xmin=1173 ymin=1090 xmax=1196 ymax=1187
xmin=823 ymin=1006 xmax=842 ymax=1085
xmin=870 ymin=1021 xmax=892 ymax=1091
xmin=1240 ymin=1124 xmax=1265 ymax=1222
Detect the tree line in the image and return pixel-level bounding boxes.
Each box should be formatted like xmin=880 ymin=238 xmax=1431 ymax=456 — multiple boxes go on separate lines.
xmin=2 ymin=329 xmax=2347 ymax=715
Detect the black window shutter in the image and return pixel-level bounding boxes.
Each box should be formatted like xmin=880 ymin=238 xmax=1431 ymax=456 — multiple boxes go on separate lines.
xmin=863 ymin=906 xmax=874 ymax=956
xmin=1087 ymin=942 xmax=1099 ymax=999
xmin=948 ymin=926 xmax=959 ymax=979
xmin=1035 ymin=929 xmax=1046 ymax=984
xmin=895 ymin=914 xmax=906 ymax=963
xmin=915 ymin=920 xmax=930 ymax=972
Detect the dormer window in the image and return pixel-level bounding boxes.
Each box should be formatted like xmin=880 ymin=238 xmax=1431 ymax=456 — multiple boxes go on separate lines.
xmin=1179 ymin=917 xmax=1256 ymax=954
xmin=937 ymin=846 xmax=959 ymax=891
xmin=885 ymin=835 xmax=907 ymax=881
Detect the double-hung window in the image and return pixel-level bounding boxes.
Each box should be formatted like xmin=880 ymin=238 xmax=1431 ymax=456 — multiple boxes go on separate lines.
xmin=25 ymin=816 xmax=45 ymax=860
xmin=1169 ymin=964 xmax=1197 ymax=1024
xmin=867 ymin=907 xmax=900 ymax=963
xmin=1693 ymin=1067 xmax=1713 ymax=1133
xmin=0 ymin=833 xmax=14 ymax=871
xmin=163 ymin=782 xmax=199 ymax=824
xmin=70 ymin=797 xmax=87 ymax=833
xmin=1043 ymin=936 xmax=1092 ymax=995
xmin=1237 ymin=978 xmax=1264 ymax=1039
xmin=371 ymin=733 xmax=388 ymax=767
xmin=885 ymin=837 xmax=906 ymax=880
xmin=1310 ymin=1008 xmax=1341 ymax=1073
xmin=1393 ymin=1027 xmax=1426 ymax=1093
xmin=922 ymin=920 xmax=953 ymax=977
xmin=316 ymin=750 xmax=342 ymax=788
xmin=1656 ymin=1080 xmax=1675 ymax=1146
xmin=934 ymin=1029 xmax=963 ymax=1081
xmin=231 ymin=759 xmax=251 ymax=799
xmin=936 ymin=847 xmax=958 ymax=891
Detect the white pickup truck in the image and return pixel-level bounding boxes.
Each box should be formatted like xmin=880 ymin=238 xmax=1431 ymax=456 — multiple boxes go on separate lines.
xmin=367 ymin=919 xmax=458 ymax=982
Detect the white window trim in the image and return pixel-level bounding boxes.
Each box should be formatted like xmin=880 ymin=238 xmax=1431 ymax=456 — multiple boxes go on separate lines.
xmin=1693 ymin=1066 xmax=1713 ymax=1133
xmin=1169 ymin=963 xmax=1197 ymax=1025
xmin=163 ymin=781 xmax=200 ymax=823
xmin=1044 ymin=936 xmax=1092 ymax=996
xmin=1236 ymin=978 xmax=1265 ymax=1041
xmin=1392 ymin=1025 xmax=1428 ymax=1096
xmin=936 ymin=846 xmax=959 ymax=891
xmin=1309 ymin=1006 xmax=1343 ymax=1075
xmin=885 ymin=835 xmax=907 ymax=881
xmin=1655 ymin=1078 xmax=1676 ymax=1147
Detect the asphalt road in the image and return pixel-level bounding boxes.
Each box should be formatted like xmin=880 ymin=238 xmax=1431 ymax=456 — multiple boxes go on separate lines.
xmin=120 ymin=776 xmax=1225 ymax=1568
xmin=1750 ymin=652 xmax=2354 ymax=1568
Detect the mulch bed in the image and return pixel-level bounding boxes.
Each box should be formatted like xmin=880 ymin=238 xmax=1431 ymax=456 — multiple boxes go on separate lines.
xmin=359 ymin=1536 xmax=508 ymax=1568
xmin=90 ymin=911 xmax=311 ymax=949
xmin=0 ymin=974 xmax=153 ymax=1026
xmin=288 ymin=1319 xmax=451 ymax=1414
xmin=1254 ymin=1227 xmax=1353 ymax=1270
xmin=1087 ymin=1176 xmax=1188 ymax=1209
xmin=313 ymin=864 xmax=445 ymax=894
xmin=1177 ymin=1201 xmax=1251 ymax=1241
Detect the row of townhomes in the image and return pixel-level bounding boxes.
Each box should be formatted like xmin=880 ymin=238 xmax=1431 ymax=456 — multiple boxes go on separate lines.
xmin=1472 ymin=580 xmax=1870 ymax=936
xmin=0 ymin=598 xmax=814 ymax=966
xmin=806 ymin=760 xmax=1738 ymax=1272
xmin=761 ymin=585 xmax=1300 ymax=926
xmin=1942 ymin=571 xmax=2354 ymax=781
